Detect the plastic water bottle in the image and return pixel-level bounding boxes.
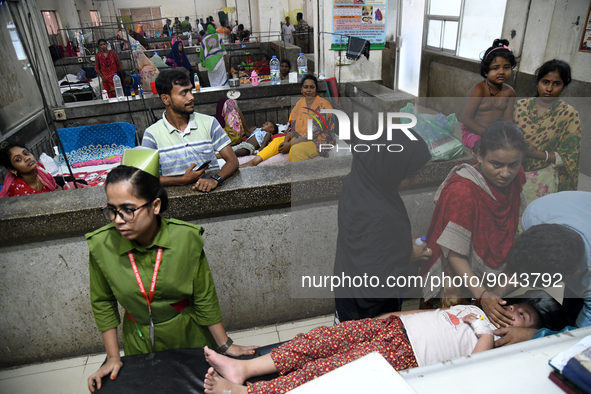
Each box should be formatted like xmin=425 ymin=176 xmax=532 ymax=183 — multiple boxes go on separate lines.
xmin=194 ymin=73 xmax=201 ymax=90
xmin=414 ymin=236 xmax=426 ymax=245
xmin=270 ymin=56 xmax=280 ymax=85
xmin=297 ymin=53 xmax=308 ymax=83
xmin=188 ymin=33 xmax=192 ymax=47
xmin=113 ymin=74 xmax=125 ymax=101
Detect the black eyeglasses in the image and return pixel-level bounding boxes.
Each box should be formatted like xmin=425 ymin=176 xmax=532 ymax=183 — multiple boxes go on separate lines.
xmin=101 ymin=201 xmax=152 ymax=222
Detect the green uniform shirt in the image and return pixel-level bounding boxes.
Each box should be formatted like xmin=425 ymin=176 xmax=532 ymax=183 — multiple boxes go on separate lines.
xmin=86 ymin=218 xmax=222 ymax=355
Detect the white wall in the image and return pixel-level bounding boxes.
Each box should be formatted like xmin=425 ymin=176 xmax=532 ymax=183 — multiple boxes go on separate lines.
xmin=73 ymin=0 xmax=114 ymax=27
xmin=503 ymin=0 xmax=590 ymax=83
xmin=36 ymin=0 xmax=79 ymax=30
xmin=544 ymin=0 xmax=590 ymax=83
xmin=235 ymin=0 xmax=252 ymax=30
xmin=112 ymin=0 xmax=226 ymax=27
xmin=302 ymin=0 xmax=313 ymax=27
xmin=255 ymin=0 xmax=288 ymax=40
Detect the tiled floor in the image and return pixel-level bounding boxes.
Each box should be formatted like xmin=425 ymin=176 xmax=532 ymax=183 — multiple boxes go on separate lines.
xmin=0 ymin=315 xmax=334 ymax=394
xmin=3 ymin=175 xmax=590 ymax=394
xmin=0 ymin=298 xmax=424 ymax=394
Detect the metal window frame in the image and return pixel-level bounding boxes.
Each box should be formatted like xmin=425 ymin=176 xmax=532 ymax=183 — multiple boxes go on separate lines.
xmin=118 ymin=6 xmax=160 ymax=35
xmin=423 ymin=0 xmax=464 ymax=56
xmin=90 ymin=10 xmax=102 ymax=27
xmin=424 ymin=0 xmax=509 ymax=61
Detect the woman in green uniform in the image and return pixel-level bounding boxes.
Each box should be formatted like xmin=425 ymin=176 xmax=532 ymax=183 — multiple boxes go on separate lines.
xmin=87 ymin=151 xmax=256 ymax=392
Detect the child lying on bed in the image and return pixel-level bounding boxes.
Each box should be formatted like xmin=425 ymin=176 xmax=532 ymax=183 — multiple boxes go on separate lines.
xmin=231 ymin=122 xmax=279 ymax=157
xmin=202 ymin=300 xmax=549 ymax=394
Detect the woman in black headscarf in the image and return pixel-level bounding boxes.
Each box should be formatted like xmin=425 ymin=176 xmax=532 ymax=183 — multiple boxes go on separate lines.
xmin=334 ymin=129 xmax=433 ymax=322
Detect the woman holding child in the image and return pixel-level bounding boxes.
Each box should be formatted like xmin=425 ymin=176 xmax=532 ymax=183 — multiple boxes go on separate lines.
xmin=240 ymin=74 xmax=334 ymax=166
xmin=86 ymin=150 xmax=256 ymax=392
xmin=420 ymin=120 xmax=528 ymax=326
xmin=215 ymin=98 xmax=249 ymax=146
xmin=514 ymin=59 xmax=580 ymax=202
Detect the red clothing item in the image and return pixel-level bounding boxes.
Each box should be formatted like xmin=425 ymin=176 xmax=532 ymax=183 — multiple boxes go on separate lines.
xmin=1 ymin=163 xmax=57 ymax=198
xmin=247 ymin=316 xmax=417 ymax=393
xmin=7 ymin=177 xmax=51 ymax=196
xmin=421 ymin=163 xmax=525 ymax=276
xmin=95 ymin=50 xmax=122 ymax=98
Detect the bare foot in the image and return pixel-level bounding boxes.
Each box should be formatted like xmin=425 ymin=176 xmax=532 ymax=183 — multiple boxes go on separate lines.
xmin=204 ymin=346 xmax=248 ymax=384
xmin=239 ymin=160 xmax=257 ymax=168
xmin=204 ymin=367 xmax=248 ymax=394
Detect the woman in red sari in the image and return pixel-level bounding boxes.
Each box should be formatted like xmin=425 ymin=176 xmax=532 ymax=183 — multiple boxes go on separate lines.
xmin=95 ymin=38 xmax=122 ymax=98
xmin=0 ymin=144 xmax=60 ymax=198
xmin=419 ymin=120 xmax=528 ymax=324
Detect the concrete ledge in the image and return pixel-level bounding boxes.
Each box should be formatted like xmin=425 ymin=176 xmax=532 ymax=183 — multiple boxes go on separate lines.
xmin=0 ymin=152 xmax=474 ymax=246
xmin=0 ymin=152 xmax=474 ymax=367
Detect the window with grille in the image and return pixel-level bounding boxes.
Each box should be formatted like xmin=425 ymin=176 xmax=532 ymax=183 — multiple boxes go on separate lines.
xmin=425 ymin=0 xmax=507 ymax=60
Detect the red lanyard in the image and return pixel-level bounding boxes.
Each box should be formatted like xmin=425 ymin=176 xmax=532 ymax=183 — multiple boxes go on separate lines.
xmin=128 ymin=247 xmax=163 ymax=346
xmin=128 ymin=247 xmax=163 ymax=306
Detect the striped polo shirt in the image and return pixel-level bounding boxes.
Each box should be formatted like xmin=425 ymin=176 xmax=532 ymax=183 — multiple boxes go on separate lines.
xmin=142 ymin=111 xmax=230 ymax=176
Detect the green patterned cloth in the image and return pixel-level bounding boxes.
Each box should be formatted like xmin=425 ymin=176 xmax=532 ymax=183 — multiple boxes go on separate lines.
xmin=514 ymin=98 xmax=580 ymax=194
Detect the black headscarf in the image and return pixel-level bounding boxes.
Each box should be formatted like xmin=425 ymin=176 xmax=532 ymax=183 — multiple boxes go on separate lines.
xmin=333 ymin=129 xmax=431 ymax=303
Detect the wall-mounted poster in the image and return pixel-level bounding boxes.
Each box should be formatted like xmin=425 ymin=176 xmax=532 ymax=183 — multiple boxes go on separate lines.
xmin=580 ymin=3 xmax=591 ymax=52
xmin=331 ymin=0 xmax=387 ymax=50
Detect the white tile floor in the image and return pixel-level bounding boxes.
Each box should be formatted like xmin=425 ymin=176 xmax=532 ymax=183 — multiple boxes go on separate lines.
xmin=0 ymin=315 xmax=334 ymax=394
xmin=3 ymin=174 xmax=590 ymax=394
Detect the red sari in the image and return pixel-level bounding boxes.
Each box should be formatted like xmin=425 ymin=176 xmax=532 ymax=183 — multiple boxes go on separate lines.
xmin=95 ymin=49 xmax=122 ymax=98
xmin=419 ymin=163 xmax=527 ymax=304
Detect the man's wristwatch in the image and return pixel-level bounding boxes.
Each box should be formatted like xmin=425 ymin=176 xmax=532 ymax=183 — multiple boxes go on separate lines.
xmin=211 ymin=174 xmax=223 ymax=187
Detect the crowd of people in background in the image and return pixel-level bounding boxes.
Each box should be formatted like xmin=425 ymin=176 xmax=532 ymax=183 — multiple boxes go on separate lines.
xmin=51 ymin=12 xmax=310 ymax=97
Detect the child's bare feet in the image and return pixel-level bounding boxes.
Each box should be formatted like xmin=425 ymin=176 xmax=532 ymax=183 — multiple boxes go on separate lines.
xmin=204 ymin=367 xmax=248 ymax=394
xmin=239 ymin=159 xmax=257 ymax=168
xmin=204 ymin=346 xmax=248 ymax=384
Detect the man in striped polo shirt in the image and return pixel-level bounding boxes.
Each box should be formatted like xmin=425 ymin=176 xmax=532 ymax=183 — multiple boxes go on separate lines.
xmin=142 ymin=69 xmax=238 ymax=192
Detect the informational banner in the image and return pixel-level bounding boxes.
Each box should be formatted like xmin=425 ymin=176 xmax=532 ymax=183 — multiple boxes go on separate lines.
xmin=331 ymin=0 xmax=387 ymax=50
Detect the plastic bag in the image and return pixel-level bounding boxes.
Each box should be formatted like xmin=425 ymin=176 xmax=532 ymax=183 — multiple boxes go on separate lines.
xmin=39 ymin=153 xmax=59 ymax=175
xmin=400 ymin=103 xmax=465 ymax=162
xmin=76 ymin=69 xmax=86 ymax=81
